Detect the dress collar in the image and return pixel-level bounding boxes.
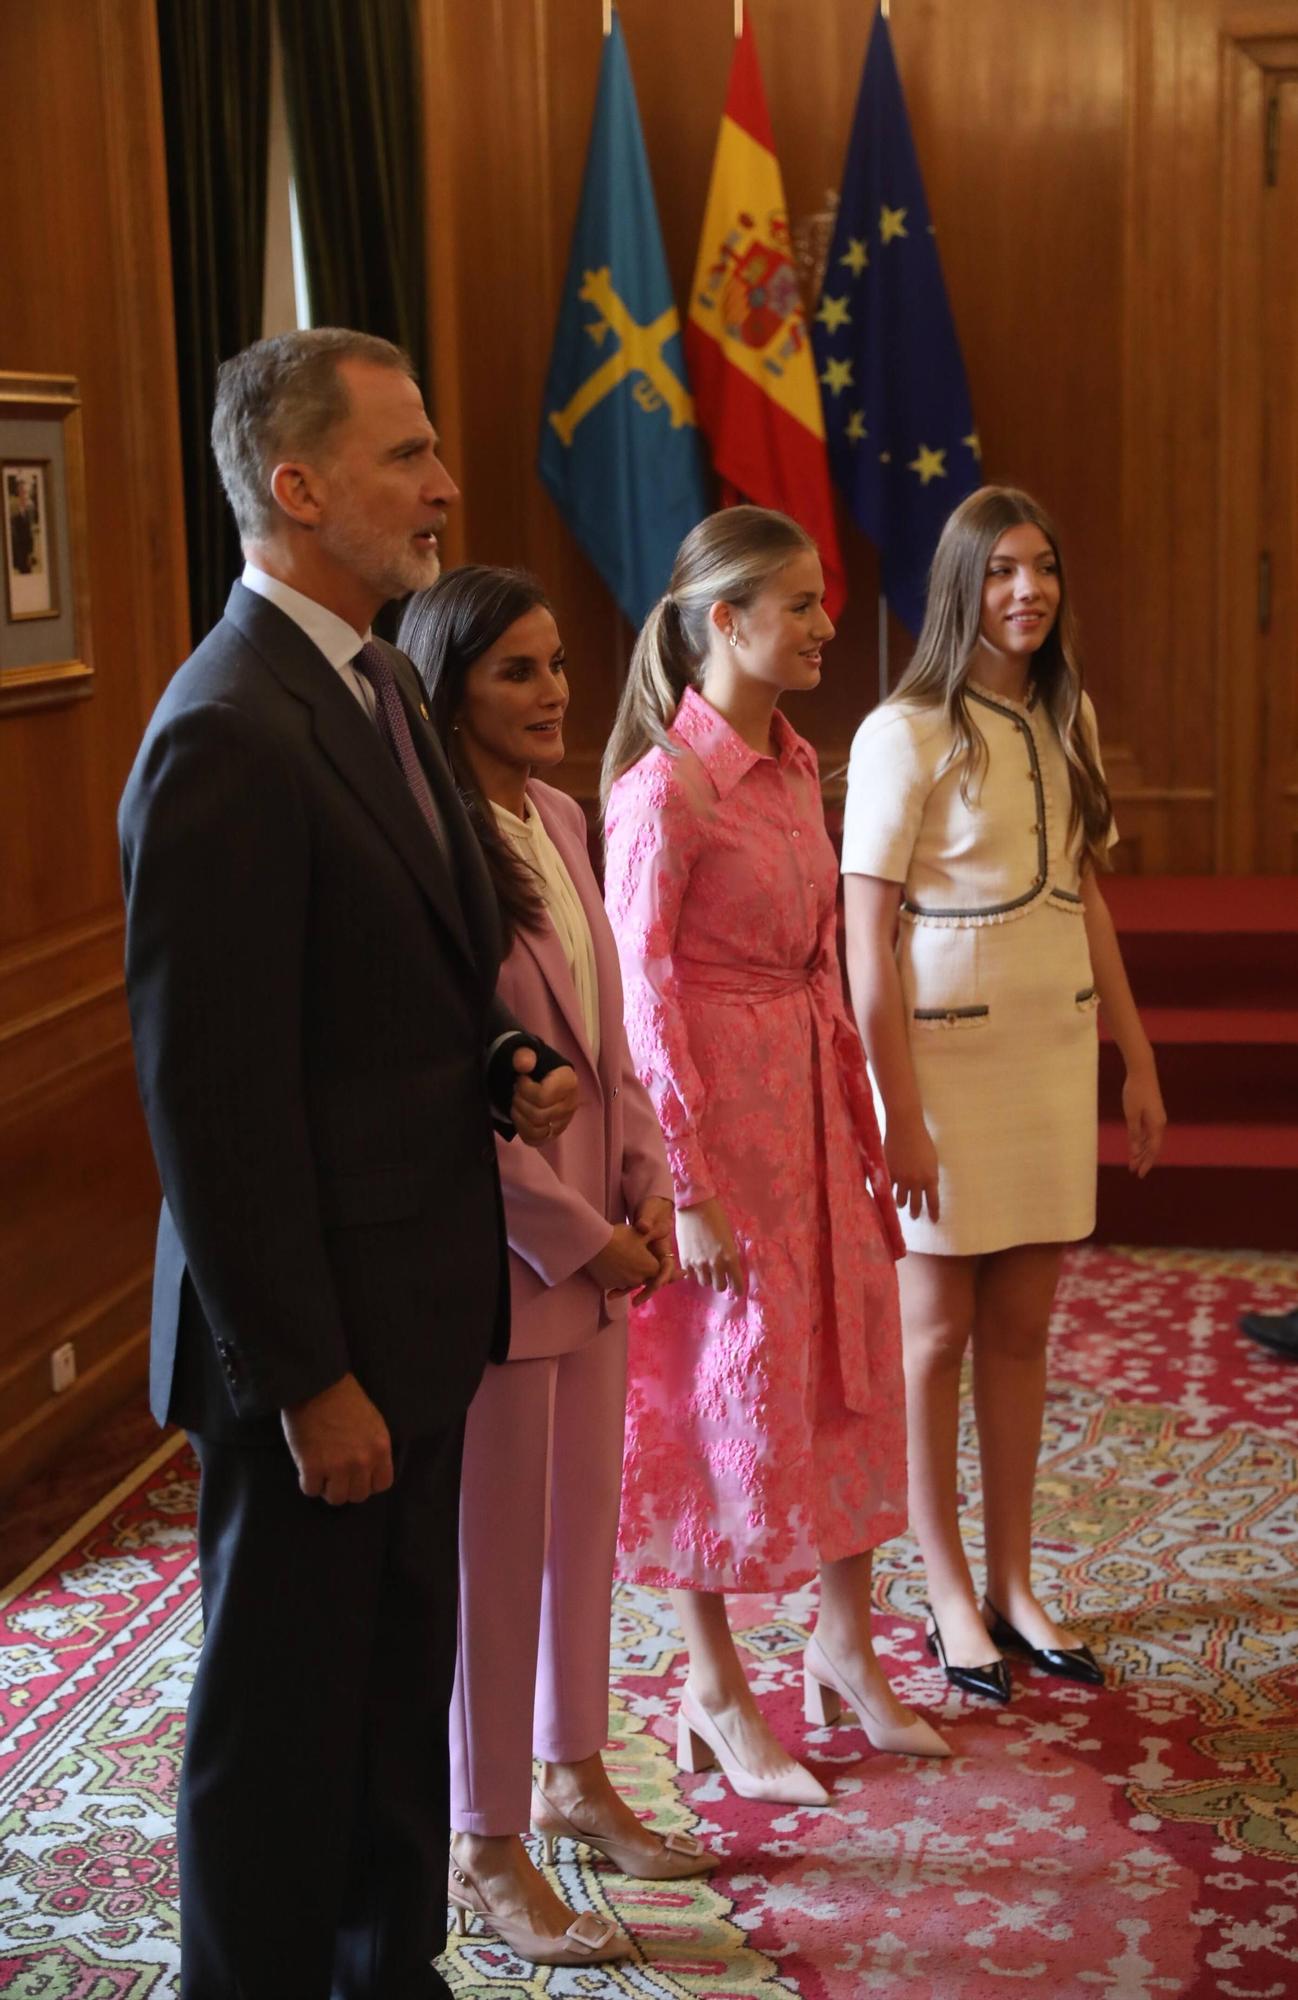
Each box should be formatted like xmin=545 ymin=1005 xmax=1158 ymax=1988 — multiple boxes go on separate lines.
xmin=966 ymin=674 xmax=1040 ymax=717
xmin=670 ymin=686 xmax=815 ymax=800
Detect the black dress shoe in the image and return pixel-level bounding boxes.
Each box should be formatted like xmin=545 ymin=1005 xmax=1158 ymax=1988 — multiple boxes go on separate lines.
xmin=983 ymin=1602 xmax=1104 ymax=1686
xmin=924 ymin=1617 xmax=1012 ymax=1703
xmin=1240 ymin=1309 xmax=1298 ymax=1357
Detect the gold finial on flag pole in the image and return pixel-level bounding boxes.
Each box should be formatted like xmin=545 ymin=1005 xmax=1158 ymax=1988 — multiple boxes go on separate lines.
xmin=734 ymin=0 xmax=743 ymax=35
xmin=881 ymin=0 xmax=891 ymax=15
xmin=603 ymin=0 xmax=612 ymax=32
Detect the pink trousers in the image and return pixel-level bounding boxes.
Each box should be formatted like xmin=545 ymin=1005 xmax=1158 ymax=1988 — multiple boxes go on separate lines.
xmin=449 ymin=1326 xmax=627 ymax=1834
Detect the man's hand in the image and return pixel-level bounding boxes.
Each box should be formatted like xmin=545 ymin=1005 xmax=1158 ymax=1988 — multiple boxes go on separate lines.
xmin=281 ymin=1373 xmax=393 ymax=1505
xmin=511 ymin=1045 xmax=579 ymax=1146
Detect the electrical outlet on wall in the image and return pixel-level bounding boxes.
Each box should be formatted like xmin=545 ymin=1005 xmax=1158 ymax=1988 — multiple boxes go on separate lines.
xmin=50 ymin=1342 xmax=77 ymax=1394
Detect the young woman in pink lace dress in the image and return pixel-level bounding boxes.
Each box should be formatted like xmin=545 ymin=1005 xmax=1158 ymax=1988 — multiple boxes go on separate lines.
xmin=602 ymin=507 xmax=949 ymax=1806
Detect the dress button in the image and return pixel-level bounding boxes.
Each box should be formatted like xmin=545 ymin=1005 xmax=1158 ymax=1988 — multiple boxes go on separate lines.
xmin=790 ymin=829 xmax=800 ymax=840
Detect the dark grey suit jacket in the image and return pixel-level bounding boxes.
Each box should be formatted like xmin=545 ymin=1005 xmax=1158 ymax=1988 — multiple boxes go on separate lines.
xmin=120 ymin=582 xmax=521 ymax=1443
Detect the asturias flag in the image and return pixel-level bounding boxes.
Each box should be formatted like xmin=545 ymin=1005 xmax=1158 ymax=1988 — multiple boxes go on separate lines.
xmin=538 ymin=11 xmax=709 ymax=630
xmin=812 ymin=4 xmax=979 ymax=635
xmin=685 ymin=17 xmax=846 ymax=617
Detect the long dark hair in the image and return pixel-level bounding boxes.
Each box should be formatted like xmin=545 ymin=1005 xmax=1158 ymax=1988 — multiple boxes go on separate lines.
xmin=398 ymin=565 xmax=550 ymax=944
xmin=891 ymin=486 xmax=1112 ymax=868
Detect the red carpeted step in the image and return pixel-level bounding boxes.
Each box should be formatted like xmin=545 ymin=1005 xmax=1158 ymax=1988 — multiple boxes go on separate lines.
xmin=1100 ymin=875 xmax=1298 ymax=1009
xmin=1098 ymin=1009 xmax=1298 ymax=1123
xmin=1095 ymin=1120 xmax=1297 ymax=1250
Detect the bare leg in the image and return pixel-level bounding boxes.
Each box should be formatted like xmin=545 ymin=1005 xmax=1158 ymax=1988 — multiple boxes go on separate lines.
xmin=449 ymin=1831 xmax=578 ymax=1940
xmin=812 ymin=1550 xmax=916 ymax=1732
xmin=809 ymin=1546 xmax=950 ymax=1754
xmin=897 ymin=1251 xmax=996 ymax=1667
xmin=535 ymin=1750 xmax=674 ymax=1868
xmin=672 ymin=1587 xmax=816 ymax=1785
xmin=971 ymin=1242 xmax=1080 ymax=1650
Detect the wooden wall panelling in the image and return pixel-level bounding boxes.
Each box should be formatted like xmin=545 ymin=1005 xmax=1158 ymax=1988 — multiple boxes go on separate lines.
xmin=421 ymin=0 xmax=1140 ymax=809
xmin=0 ymin=0 xmax=187 ymax=1498
xmin=1217 ymin=7 xmax=1298 ymax=871
xmin=1265 ymin=69 xmax=1298 ymax=873
xmin=1218 ymin=24 xmax=1269 ymax=872
xmin=1114 ymin=0 xmax=1221 ymax=873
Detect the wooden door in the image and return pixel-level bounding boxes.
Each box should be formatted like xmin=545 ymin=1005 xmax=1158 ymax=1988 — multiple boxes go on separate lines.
xmin=1219 ymin=28 xmax=1298 ymax=873
xmin=1258 ymin=72 xmax=1298 ymax=869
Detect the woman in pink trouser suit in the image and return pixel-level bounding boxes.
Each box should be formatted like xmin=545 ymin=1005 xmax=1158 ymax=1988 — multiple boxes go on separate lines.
xmin=399 ymin=568 xmax=714 ymax=1971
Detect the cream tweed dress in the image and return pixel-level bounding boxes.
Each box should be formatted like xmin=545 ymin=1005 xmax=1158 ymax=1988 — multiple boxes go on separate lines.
xmin=841 ymin=681 xmax=1113 ymax=1257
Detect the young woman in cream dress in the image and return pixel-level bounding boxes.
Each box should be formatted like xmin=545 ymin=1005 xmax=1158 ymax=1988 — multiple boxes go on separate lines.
xmin=842 ymin=487 xmax=1166 ymax=1698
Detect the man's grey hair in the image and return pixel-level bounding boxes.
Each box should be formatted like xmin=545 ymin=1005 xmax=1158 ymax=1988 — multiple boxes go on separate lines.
xmin=211 ymin=327 xmax=416 ymax=544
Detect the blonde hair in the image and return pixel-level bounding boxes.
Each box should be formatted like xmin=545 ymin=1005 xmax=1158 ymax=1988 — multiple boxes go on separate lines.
xmin=891 ymin=485 xmax=1113 ymax=868
xmin=599 ymin=506 xmax=815 ymax=808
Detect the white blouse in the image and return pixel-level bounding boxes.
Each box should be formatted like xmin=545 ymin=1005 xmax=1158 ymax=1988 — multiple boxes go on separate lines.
xmin=492 ymin=797 xmax=601 ymax=1060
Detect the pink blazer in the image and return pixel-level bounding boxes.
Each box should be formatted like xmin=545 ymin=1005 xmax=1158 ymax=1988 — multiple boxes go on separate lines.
xmin=494 ymin=780 xmax=672 ymax=1362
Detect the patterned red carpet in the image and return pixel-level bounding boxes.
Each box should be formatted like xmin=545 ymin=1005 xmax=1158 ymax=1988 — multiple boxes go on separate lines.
xmin=2 ymin=1245 xmax=1296 ymax=1999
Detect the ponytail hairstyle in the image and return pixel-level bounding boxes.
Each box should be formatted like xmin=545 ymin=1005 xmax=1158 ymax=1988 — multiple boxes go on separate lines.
xmin=892 ymin=485 xmax=1114 ymax=868
xmin=599 ymin=504 xmax=816 ymax=810
xmin=397 ymin=565 xmax=550 ymax=946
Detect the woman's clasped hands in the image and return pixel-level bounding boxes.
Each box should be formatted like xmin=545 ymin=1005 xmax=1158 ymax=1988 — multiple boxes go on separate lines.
xmin=585 ymin=1196 xmax=678 ymax=1303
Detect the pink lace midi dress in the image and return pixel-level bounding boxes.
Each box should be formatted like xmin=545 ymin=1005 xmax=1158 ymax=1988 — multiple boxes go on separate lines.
xmin=604 ymin=688 xmax=907 ymax=1592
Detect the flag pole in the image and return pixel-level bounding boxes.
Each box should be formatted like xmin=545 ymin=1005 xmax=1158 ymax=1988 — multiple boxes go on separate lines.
xmin=734 ymin=1 xmax=743 ymax=35
xmin=878 ymin=595 xmax=889 ymax=703
xmin=602 ymin=0 xmax=612 ymax=31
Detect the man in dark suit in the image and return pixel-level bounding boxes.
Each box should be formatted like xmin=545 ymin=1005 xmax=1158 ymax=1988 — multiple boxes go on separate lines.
xmin=8 ymin=476 xmax=35 ymax=574
xmin=119 ymin=328 xmax=578 ymax=2000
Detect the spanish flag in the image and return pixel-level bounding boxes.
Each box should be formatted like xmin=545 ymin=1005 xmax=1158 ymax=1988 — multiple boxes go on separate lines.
xmin=685 ymin=18 xmax=846 ymax=616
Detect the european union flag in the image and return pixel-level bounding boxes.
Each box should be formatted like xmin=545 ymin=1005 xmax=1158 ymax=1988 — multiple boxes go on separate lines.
xmin=812 ymin=5 xmax=979 ymax=636
xmin=538 ymin=12 xmax=709 ymax=629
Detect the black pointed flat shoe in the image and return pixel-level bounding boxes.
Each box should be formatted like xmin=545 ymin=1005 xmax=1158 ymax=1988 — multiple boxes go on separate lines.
xmin=924 ymin=1617 xmax=1012 ymax=1703
xmin=983 ymin=1602 xmax=1104 ymax=1686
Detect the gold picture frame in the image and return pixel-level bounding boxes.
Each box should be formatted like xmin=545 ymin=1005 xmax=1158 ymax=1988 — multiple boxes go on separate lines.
xmin=0 ymin=373 xmax=93 ymax=712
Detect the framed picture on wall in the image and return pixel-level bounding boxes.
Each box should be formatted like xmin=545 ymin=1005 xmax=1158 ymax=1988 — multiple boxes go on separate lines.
xmin=0 ymin=373 xmax=93 ymax=712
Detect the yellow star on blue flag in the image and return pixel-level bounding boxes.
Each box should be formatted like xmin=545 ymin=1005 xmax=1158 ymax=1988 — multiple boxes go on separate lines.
xmin=811 ymin=4 xmax=978 ymax=634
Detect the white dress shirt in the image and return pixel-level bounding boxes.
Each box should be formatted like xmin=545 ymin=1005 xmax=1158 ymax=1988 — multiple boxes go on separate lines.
xmin=241 ymin=563 xmax=377 ymax=720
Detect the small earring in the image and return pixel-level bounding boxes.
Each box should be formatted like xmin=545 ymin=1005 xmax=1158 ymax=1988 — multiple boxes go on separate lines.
xmin=727 ymin=629 xmax=739 ymax=650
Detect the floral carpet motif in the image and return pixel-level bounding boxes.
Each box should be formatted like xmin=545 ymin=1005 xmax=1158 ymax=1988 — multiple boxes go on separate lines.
xmin=2 ymin=1246 xmax=1296 ymax=1998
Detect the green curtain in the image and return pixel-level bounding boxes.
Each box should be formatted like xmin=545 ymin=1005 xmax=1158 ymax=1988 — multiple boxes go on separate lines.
xmin=157 ymin=0 xmax=271 ymax=647
xmin=276 ymin=0 xmax=428 ymax=370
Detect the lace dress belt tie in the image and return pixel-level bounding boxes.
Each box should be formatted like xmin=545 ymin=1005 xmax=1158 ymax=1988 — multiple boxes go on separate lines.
xmin=672 ymin=957 xmax=905 ymax=1418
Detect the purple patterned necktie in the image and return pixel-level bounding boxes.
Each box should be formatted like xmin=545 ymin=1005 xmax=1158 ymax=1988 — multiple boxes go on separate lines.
xmin=353 ymin=641 xmax=446 ymax=855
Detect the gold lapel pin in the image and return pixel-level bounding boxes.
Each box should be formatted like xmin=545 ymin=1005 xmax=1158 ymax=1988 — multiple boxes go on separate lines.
xmin=419 ymin=703 xmax=429 ymax=720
